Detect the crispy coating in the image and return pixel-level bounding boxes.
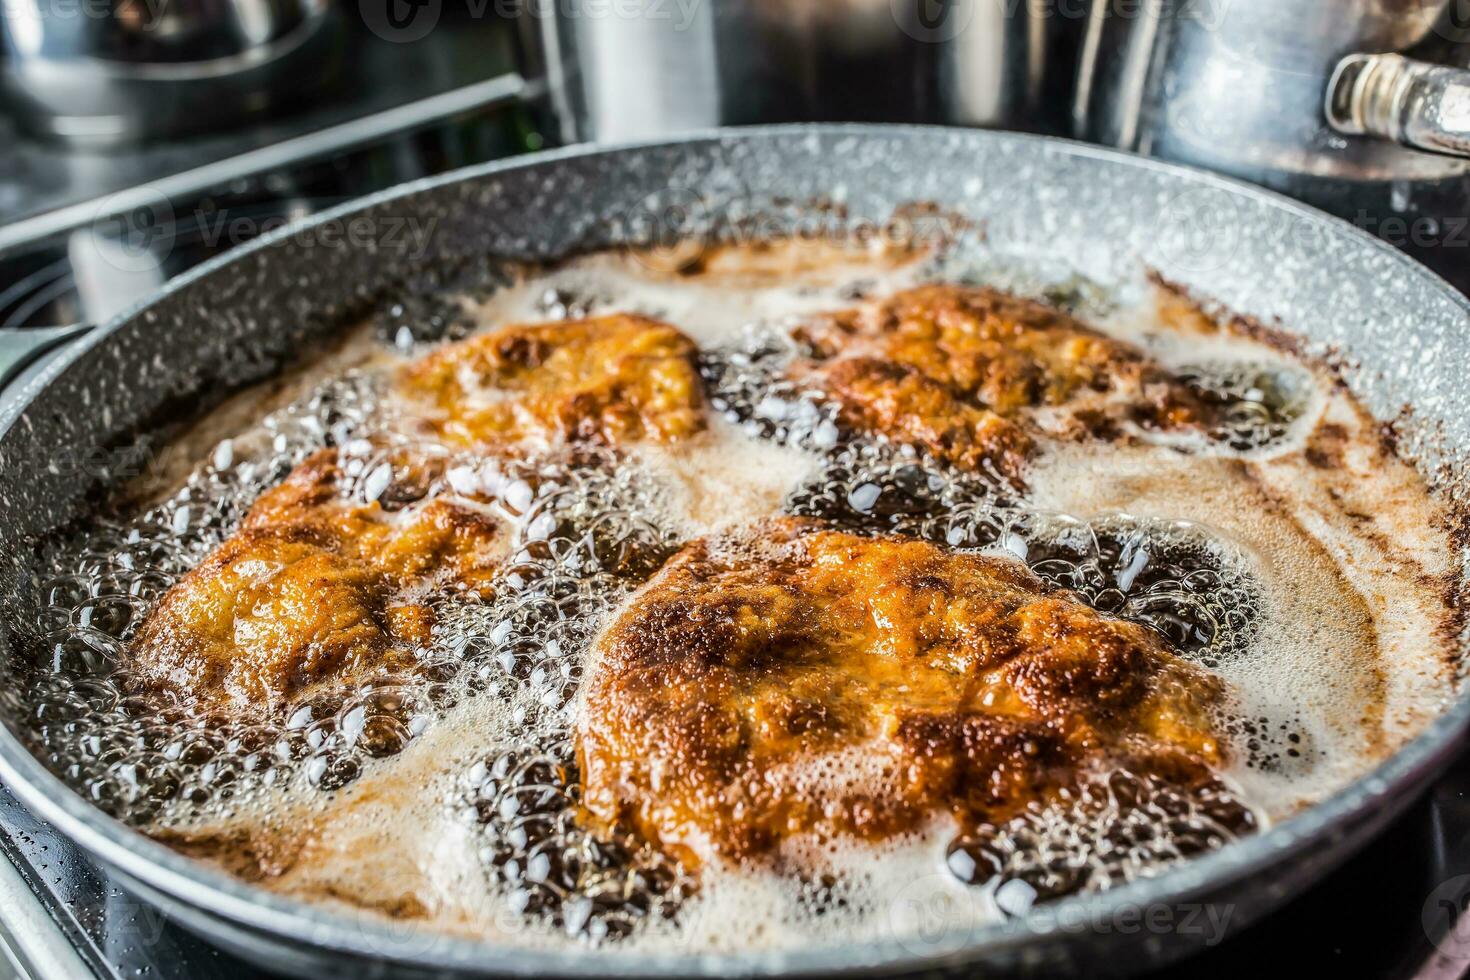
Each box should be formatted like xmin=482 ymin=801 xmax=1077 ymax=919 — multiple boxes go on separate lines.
xmin=791 ymin=285 xmax=1205 ymax=477
xmin=129 ymin=449 xmax=505 ymax=712
xmin=241 ymin=450 xmax=505 ymax=594
xmin=579 ymin=519 xmax=1224 ymax=867
xmin=397 ymin=314 xmax=706 ymax=449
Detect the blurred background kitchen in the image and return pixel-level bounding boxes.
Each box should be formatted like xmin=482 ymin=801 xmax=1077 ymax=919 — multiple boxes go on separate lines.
xmin=2 ymin=2 xmax=1470 ymax=978
xmin=5 ymin=0 xmax=1470 ymax=336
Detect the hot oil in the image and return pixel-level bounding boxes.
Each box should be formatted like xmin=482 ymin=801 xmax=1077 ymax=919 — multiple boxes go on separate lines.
xmin=22 ymin=373 xmax=387 ymax=819
xmin=10 ymin=248 xmax=1463 ymax=954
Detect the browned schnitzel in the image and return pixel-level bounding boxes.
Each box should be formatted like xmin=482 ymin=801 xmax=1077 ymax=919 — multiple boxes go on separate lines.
xmin=130 ymin=315 xmax=708 ymax=717
xmin=789 ymin=285 xmax=1208 ymax=478
xmin=578 ymin=519 xmax=1226 ymax=868
xmin=396 ymin=313 xmax=706 ymax=450
xmin=129 ymin=449 xmax=506 ymax=713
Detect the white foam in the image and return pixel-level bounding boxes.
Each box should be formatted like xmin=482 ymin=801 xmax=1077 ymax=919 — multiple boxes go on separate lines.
xmin=626 ymin=415 xmax=824 ymax=538
xmin=462 ymin=247 xmax=929 ymax=349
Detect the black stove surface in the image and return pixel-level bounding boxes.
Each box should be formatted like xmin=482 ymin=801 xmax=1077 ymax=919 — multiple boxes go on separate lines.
xmin=0 ymin=9 xmax=539 ymax=238
xmin=0 ymin=786 xmax=247 ymax=979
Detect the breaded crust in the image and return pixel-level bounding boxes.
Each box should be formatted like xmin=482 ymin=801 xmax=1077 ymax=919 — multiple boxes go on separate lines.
xmin=396 ymin=314 xmax=706 ymax=449
xmin=129 ymin=313 xmax=704 ymax=719
xmin=129 ymin=449 xmax=505 ymax=713
xmin=791 ymin=285 xmax=1206 ymax=477
xmin=579 ymin=519 xmax=1225 ymax=867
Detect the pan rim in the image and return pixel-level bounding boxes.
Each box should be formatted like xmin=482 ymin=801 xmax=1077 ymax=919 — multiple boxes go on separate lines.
xmin=0 ymin=122 xmax=1467 ymax=976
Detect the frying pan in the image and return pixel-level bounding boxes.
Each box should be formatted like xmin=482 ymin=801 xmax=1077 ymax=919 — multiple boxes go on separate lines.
xmin=0 ymin=126 xmax=1465 ymax=978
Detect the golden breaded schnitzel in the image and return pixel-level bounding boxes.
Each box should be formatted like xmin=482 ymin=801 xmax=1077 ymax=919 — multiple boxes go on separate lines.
xmin=790 ymin=285 xmax=1208 ymax=478
xmin=579 ymin=519 xmax=1225 ymax=867
xmin=131 ymin=314 xmax=703 ymax=717
xmin=129 ymin=449 xmax=505 ymax=713
xmin=397 ymin=314 xmax=706 ymax=450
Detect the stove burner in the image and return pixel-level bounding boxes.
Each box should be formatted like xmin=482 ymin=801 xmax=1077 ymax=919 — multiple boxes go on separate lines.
xmin=0 ymin=195 xmax=356 ymax=332
xmin=0 ymin=255 xmax=75 ymax=332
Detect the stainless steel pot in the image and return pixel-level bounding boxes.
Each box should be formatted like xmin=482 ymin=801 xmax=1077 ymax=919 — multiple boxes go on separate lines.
xmin=1074 ymin=0 xmax=1470 ymax=172
xmin=1073 ymin=0 xmax=1470 ymax=289
xmin=0 ymin=0 xmax=340 ymax=143
xmin=0 ymin=126 xmax=1465 ymax=977
xmin=531 ymin=0 xmax=1082 ymax=142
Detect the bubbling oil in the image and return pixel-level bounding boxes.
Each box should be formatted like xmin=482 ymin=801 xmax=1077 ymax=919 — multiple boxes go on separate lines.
xmin=945 ymin=769 xmax=1257 ymax=908
xmin=7 ymin=252 xmax=1459 ymax=954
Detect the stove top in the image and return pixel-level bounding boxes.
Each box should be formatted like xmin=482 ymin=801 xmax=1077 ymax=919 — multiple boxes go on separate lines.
xmin=0 ymin=9 xmax=543 ymax=242
xmin=1 ymin=22 xmax=1469 ymax=973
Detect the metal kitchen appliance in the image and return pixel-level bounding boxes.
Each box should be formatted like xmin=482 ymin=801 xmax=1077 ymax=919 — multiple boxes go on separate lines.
xmin=533 ymin=0 xmax=1083 ymax=142
xmin=1073 ymin=0 xmax=1470 ymax=284
xmin=0 ymin=0 xmax=344 ymax=144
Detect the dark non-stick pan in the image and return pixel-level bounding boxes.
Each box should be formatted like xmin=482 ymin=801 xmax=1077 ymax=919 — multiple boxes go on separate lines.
xmin=0 ymin=126 xmax=1465 ymax=978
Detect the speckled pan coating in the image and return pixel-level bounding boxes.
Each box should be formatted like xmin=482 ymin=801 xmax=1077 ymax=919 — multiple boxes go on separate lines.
xmin=0 ymin=126 xmax=1465 ymax=978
